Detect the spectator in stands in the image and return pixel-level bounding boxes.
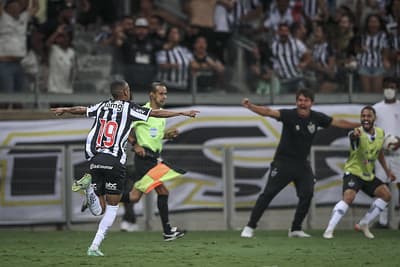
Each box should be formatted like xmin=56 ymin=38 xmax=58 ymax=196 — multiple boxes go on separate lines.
xmin=389 ymin=16 xmax=400 ymax=77
xmin=357 ymin=14 xmax=390 ymax=92
xmin=190 ymin=36 xmax=225 ymax=92
xmin=156 ymin=26 xmax=193 ymax=91
xmin=310 ymin=23 xmax=338 ymax=92
xmin=263 ymin=0 xmax=295 ymax=34
xmin=246 ymin=41 xmax=280 ymax=95
xmin=213 ymin=0 xmax=245 ymax=61
xmin=46 ymin=24 xmax=76 ymax=94
xmin=136 ymin=0 xmax=188 ymax=32
xmin=0 ymin=0 xmax=38 ymax=93
xmin=271 ymin=23 xmax=311 ymax=93
xmin=384 ymin=0 xmax=400 ymax=35
xmin=117 ymin=17 xmax=158 ymax=91
xmin=148 ymin=15 xmax=166 ymax=49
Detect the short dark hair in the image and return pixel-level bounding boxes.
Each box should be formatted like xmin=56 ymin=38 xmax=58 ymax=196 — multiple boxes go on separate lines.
xmin=296 ymin=88 xmax=314 ymax=102
xmin=110 ymin=80 xmax=128 ymax=98
xmin=150 ymin=81 xmax=166 ymax=93
xmin=361 ymin=105 xmax=376 ymax=115
xmin=383 ymin=77 xmax=398 ymax=89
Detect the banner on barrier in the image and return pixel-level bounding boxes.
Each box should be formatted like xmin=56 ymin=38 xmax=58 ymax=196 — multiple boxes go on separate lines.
xmin=1 ymin=105 xmax=374 ymax=222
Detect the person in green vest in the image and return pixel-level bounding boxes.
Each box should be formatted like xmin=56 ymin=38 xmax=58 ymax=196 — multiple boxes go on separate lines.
xmin=121 ymin=81 xmax=186 ymax=241
xmin=323 ymin=106 xmax=396 ymax=239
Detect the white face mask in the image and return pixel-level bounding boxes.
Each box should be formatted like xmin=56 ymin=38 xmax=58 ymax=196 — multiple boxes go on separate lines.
xmin=383 ymin=88 xmax=396 ymax=100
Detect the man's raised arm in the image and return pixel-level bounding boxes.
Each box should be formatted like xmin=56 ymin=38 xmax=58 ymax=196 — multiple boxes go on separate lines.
xmin=150 ymin=109 xmax=199 ymax=118
xmin=241 ymin=98 xmax=280 ymax=119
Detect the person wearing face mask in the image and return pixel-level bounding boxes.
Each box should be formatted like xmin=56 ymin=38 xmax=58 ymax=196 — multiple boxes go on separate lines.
xmin=372 ymin=77 xmax=400 ymax=229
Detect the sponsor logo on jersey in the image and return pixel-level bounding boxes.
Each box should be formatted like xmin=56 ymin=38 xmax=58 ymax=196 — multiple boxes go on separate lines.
xmin=90 ymin=164 xmax=113 ymax=170
xmin=104 ymin=102 xmax=123 ymax=112
xmin=270 ymin=167 xmax=278 ymax=177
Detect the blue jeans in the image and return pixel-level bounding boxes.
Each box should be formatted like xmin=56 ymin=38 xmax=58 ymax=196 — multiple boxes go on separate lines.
xmin=0 ymin=61 xmax=26 ymax=92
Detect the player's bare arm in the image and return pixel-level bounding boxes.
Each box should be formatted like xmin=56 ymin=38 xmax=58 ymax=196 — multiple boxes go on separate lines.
xmin=330 ymin=118 xmax=361 ymax=129
xmin=50 ymin=106 xmax=87 ymax=116
xmin=128 ymin=128 xmax=145 ymax=157
xmin=150 ymin=109 xmax=199 ymax=118
xmin=241 ymin=98 xmax=280 ymax=119
xmin=378 ymin=150 xmax=396 ymax=181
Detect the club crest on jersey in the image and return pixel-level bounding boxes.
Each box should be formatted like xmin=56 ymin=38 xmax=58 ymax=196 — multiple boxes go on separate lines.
xmin=307 ymin=122 xmax=316 ymax=134
xmin=295 ymin=125 xmax=300 ymax=131
xmin=348 ymin=179 xmax=355 ymax=187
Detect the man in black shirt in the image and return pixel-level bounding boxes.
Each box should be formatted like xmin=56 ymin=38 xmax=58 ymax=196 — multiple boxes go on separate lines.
xmin=240 ymin=88 xmax=359 ymax=238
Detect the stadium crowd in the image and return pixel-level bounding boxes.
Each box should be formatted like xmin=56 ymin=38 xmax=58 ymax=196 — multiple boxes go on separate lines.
xmin=1 ymin=0 xmax=400 ymax=97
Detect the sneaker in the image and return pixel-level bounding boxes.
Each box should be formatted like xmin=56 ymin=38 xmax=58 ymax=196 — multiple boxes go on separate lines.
xmin=163 ymin=227 xmax=186 ymax=241
xmin=87 ymin=248 xmax=104 ymax=256
xmin=240 ymin=226 xmax=254 ymax=238
xmin=72 ymin=173 xmax=92 ymax=192
xmin=322 ymin=229 xmax=334 ymax=239
xmin=120 ymin=221 xmax=139 ymax=232
xmin=288 ymin=229 xmax=311 ymax=238
xmin=355 ymin=223 xmax=374 ymax=239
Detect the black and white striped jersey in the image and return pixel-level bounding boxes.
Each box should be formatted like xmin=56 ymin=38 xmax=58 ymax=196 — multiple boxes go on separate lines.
xmin=156 ymin=45 xmax=193 ymax=90
xmin=85 ymin=100 xmax=151 ymax=164
xmin=358 ymin=31 xmax=388 ymax=68
xmin=302 ymin=0 xmax=319 ymax=20
xmin=312 ymin=41 xmax=334 ymax=67
xmin=263 ymin=4 xmax=294 ymax=31
xmin=214 ymin=0 xmax=246 ymax=33
xmin=271 ymin=36 xmax=308 ymax=79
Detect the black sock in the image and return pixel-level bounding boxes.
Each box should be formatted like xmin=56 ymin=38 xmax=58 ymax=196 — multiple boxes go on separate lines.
xmin=157 ymin=194 xmax=171 ymax=233
xmin=120 ymin=192 xmax=130 ymax=203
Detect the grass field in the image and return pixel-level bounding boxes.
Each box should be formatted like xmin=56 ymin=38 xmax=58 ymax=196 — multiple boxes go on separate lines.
xmin=0 ymin=229 xmax=399 ymax=267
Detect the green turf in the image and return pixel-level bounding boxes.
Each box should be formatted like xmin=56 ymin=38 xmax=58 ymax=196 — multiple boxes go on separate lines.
xmin=0 ymin=230 xmax=399 ymax=267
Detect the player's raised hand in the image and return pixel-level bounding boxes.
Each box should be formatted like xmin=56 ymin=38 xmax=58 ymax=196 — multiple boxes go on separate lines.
xmin=51 ymin=107 xmax=65 ymax=116
xmin=242 ymin=98 xmax=251 ymax=108
xmin=182 ymin=110 xmax=199 ymax=118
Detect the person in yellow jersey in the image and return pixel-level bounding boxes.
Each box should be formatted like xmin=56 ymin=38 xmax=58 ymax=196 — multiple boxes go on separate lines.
xmin=120 ymin=81 xmax=186 ymax=241
xmin=323 ymin=106 xmax=396 ymax=239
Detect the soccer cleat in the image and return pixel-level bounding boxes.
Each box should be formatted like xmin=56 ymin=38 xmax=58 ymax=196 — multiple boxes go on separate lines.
xmin=87 ymin=248 xmax=104 ymax=256
xmin=322 ymin=229 xmax=334 ymax=239
xmin=288 ymin=229 xmax=311 ymax=238
xmin=163 ymin=227 xmax=186 ymax=241
xmin=240 ymin=226 xmax=254 ymax=238
xmin=120 ymin=221 xmax=139 ymax=232
xmin=355 ymin=223 xmax=375 ymax=239
xmin=72 ymin=173 xmax=92 ymax=192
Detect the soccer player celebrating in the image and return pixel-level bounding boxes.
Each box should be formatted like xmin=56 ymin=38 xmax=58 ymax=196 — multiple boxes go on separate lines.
xmin=240 ymin=89 xmax=359 ymax=238
xmin=323 ymin=106 xmax=396 ymax=239
xmin=52 ymin=80 xmax=198 ymax=256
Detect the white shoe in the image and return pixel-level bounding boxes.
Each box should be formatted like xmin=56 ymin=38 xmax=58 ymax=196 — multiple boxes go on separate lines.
xmin=240 ymin=226 xmax=254 ymax=238
xmin=355 ymin=223 xmax=374 ymax=239
xmin=288 ymin=229 xmax=311 ymax=238
xmin=323 ymin=229 xmax=334 ymax=239
xmin=120 ymin=221 xmax=139 ymax=232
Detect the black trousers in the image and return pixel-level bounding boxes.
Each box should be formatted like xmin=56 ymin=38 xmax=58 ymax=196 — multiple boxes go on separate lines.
xmin=247 ymin=159 xmax=315 ymax=231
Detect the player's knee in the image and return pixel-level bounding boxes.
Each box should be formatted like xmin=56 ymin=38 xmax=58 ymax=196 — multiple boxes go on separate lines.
xmin=381 ymin=192 xmax=391 ymax=202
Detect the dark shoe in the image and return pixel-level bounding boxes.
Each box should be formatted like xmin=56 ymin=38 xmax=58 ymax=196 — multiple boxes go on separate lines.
xmin=372 ymin=222 xmax=389 ymax=229
xmin=163 ymin=227 xmax=186 ymax=241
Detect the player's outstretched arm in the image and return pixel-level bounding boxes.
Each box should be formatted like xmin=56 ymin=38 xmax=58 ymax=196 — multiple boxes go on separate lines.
xmin=50 ymin=106 xmax=87 ymax=116
xmin=150 ymin=109 xmax=199 ymax=118
xmin=330 ymin=118 xmax=360 ymax=129
xmin=241 ymin=98 xmax=280 ymax=119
